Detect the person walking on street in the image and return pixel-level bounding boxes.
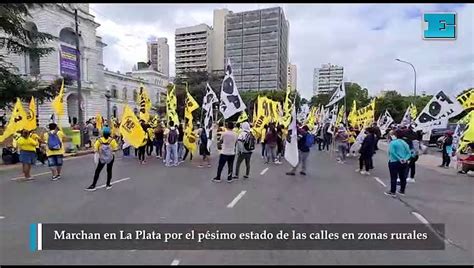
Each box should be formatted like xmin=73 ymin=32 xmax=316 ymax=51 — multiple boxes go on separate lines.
xmin=146 ymin=124 xmax=154 ymax=156
xmin=233 ymin=122 xmax=255 ymax=179
xmin=44 ymin=123 xmax=65 ymax=181
xmin=264 ymin=123 xmax=278 ymax=164
xmin=197 ymin=124 xmax=211 ymax=168
xmin=405 ymin=129 xmax=423 ymax=183
xmin=276 ymin=124 xmax=284 ymax=163
xmin=154 ymin=124 xmax=164 ymax=159
xmin=212 ymin=121 xmax=237 ymax=183
xmin=17 ymin=129 xmax=39 ymax=180
xmin=286 ymin=125 xmax=311 ymax=176
xmin=358 ymin=127 xmax=376 ymax=175
xmin=137 ymin=121 xmax=148 ymax=165
xmin=260 ymin=124 xmax=267 ymax=159
xmin=323 ymin=123 xmax=332 ymax=151
xmin=439 ymin=131 xmax=454 ymax=168
xmin=372 ymin=122 xmax=382 ymax=151
xmin=30 ymin=130 xmax=45 ymax=165
xmin=85 ymin=127 xmax=119 ymax=191
xmin=177 ymin=124 xmax=185 ymax=162
xmin=165 ymin=120 xmax=179 ymax=167
xmin=385 ymin=130 xmax=412 ymax=197
xmin=335 ymin=126 xmax=349 ymax=163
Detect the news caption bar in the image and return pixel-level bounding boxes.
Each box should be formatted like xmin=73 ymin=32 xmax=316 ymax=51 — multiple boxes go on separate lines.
xmin=30 ymin=223 xmax=445 ymax=251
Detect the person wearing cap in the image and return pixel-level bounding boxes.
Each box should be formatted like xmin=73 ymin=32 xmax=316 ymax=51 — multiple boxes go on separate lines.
xmin=85 ymin=127 xmax=119 ymax=191
xmin=439 ymin=131 xmax=454 ymax=169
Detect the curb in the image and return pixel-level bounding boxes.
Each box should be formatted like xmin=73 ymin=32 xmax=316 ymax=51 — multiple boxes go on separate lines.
xmin=0 ymin=150 xmax=94 ymax=172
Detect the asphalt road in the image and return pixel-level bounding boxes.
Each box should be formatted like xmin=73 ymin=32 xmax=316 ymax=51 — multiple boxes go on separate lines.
xmin=0 ymin=145 xmax=473 ymax=265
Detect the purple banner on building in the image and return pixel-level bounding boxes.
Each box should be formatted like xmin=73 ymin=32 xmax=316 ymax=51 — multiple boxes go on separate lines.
xmin=60 ymin=45 xmax=78 ymax=80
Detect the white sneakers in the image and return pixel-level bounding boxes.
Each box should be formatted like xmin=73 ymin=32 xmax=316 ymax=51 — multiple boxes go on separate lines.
xmin=407 ymin=178 xmax=416 ymax=183
xmin=360 ymin=171 xmax=370 ymax=175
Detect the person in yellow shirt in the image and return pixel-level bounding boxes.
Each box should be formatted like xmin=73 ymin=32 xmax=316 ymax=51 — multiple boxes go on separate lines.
xmin=43 ymin=123 xmax=65 ymax=181
xmin=30 ymin=131 xmax=46 ymax=165
xmin=85 ymin=127 xmax=119 ymax=191
xmin=260 ymin=124 xmax=267 ymax=159
xmin=17 ymin=129 xmax=39 ymax=180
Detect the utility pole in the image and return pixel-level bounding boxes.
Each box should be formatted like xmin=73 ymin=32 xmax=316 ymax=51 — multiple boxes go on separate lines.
xmin=75 ymin=9 xmax=84 ymax=147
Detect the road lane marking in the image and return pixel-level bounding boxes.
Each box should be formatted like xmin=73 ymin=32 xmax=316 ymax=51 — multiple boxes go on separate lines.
xmin=260 ymin=168 xmax=269 ymax=175
xmin=411 ymin=212 xmax=429 ymax=225
xmin=227 ymin=191 xmax=247 ymax=208
xmin=0 ymin=216 xmax=5 ymax=219
xmin=171 ymin=259 xmax=180 ymax=266
xmin=373 ymin=177 xmax=387 ymax=187
xmin=11 ymin=172 xmax=51 ymax=181
xmin=96 ymin=177 xmax=131 ymax=189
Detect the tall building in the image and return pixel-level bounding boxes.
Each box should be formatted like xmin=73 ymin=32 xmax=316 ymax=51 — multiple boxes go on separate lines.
xmin=175 ymin=24 xmax=213 ymax=75
xmin=225 ymin=7 xmax=289 ymax=91
xmin=313 ymin=63 xmax=344 ymax=95
xmin=210 ymin=8 xmax=231 ymax=74
xmin=287 ymin=63 xmax=297 ymax=91
xmin=147 ymin=37 xmax=169 ymax=77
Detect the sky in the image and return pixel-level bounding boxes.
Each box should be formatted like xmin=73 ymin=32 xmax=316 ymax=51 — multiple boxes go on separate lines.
xmin=89 ymin=3 xmax=473 ymax=99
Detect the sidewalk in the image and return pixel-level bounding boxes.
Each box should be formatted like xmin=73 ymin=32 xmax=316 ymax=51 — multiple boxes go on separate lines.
xmin=0 ymin=149 xmax=94 ymax=172
xmin=378 ymin=140 xmax=457 ymax=176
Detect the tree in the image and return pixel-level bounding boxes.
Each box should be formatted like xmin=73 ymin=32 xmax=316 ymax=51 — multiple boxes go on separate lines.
xmin=0 ymin=4 xmax=62 ymax=109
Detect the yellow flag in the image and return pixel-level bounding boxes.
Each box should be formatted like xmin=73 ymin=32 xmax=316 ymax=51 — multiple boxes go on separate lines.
xmin=355 ymin=99 xmax=376 ymax=128
xmin=305 ymin=106 xmax=316 ymax=130
xmin=52 ymin=79 xmax=65 ymax=117
xmin=335 ymin=105 xmax=345 ymax=127
xmin=183 ymin=89 xmax=199 ymax=152
xmin=458 ymin=110 xmax=474 ymax=152
xmin=409 ymin=103 xmax=417 ymax=120
xmin=24 ymin=96 xmax=37 ymax=131
xmin=457 ymin=89 xmax=474 ymax=110
xmin=96 ymin=114 xmax=103 ymax=131
xmin=237 ymin=110 xmax=249 ymax=123
xmin=282 ymin=86 xmax=293 ymax=128
xmin=166 ymin=84 xmax=179 ymax=125
xmin=120 ymin=105 xmax=146 ymax=148
xmin=348 ymin=100 xmax=357 ymax=126
xmin=0 ymin=98 xmax=28 ymax=142
xmin=138 ymin=85 xmax=152 ymax=122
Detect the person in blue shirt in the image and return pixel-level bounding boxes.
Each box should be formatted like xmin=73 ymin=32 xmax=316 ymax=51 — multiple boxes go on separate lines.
xmin=385 ymin=129 xmax=412 ymax=197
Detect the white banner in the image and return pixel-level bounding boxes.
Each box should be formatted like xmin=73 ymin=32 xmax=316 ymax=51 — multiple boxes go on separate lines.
xmin=326 ymin=82 xmax=346 ymax=108
xmin=219 ymin=60 xmax=246 ymax=119
xmin=284 ymin=104 xmax=299 ymax=167
xmin=400 ymin=107 xmax=412 ymax=127
xmin=414 ymin=91 xmax=463 ymax=137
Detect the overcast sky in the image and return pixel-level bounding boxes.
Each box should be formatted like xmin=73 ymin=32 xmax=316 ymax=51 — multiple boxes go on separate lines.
xmin=89 ymin=3 xmax=473 ymax=99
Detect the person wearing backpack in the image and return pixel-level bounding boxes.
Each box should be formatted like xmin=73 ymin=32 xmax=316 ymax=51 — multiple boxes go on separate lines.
xmin=43 ymin=123 xmax=65 ymax=181
xmin=286 ymin=125 xmax=311 ymax=176
xmin=233 ymin=122 xmax=255 ymax=179
xmin=85 ymin=127 xmax=118 ymax=191
xmin=164 ymin=120 xmax=179 ymax=167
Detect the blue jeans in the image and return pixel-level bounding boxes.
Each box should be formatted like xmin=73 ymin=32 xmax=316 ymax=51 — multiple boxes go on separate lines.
xmin=178 ymin=142 xmax=184 ymax=160
xmin=166 ymin=143 xmax=178 ymax=166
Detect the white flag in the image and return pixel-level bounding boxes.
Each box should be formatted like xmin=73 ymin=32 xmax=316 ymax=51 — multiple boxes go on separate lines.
xmin=378 ymin=110 xmax=394 ymax=135
xmin=219 ymin=60 xmax=246 ymax=119
xmin=327 ymin=105 xmax=339 ymax=135
xmin=284 ymin=104 xmax=299 ymax=167
xmin=203 ymin=83 xmax=218 ymax=151
xmin=452 ymin=124 xmax=465 ymax=151
xmin=326 ymin=81 xmax=346 ymax=108
xmin=400 ymin=107 xmax=412 ymax=127
xmin=414 ymin=90 xmax=464 ymax=137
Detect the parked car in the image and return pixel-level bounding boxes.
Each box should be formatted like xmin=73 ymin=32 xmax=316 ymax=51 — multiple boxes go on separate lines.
xmin=429 ymin=123 xmax=463 ymax=146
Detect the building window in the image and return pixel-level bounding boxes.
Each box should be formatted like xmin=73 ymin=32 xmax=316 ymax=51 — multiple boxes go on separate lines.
xmin=133 ymin=89 xmax=138 ymax=102
xmin=111 ymin=85 xmax=118 ymax=98
xmin=59 ymin=28 xmax=77 ymax=46
xmin=123 ymin=87 xmax=128 ymax=100
xmin=112 ymin=106 xmax=117 ymax=118
xmin=25 ymin=22 xmax=40 ymax=76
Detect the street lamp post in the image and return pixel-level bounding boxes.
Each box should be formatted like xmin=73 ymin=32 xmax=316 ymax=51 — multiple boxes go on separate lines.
xmin=105 ymin=89 xmax=111 ymax=125
xmin=395 ymin=58 xmax=417 ymax=99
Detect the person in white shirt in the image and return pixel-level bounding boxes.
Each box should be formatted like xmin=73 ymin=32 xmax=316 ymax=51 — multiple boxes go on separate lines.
xmin=212 ymin=121 xmax=237 ymax=183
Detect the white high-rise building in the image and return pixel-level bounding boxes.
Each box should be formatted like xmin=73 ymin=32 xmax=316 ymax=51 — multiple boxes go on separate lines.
xmin=147 ymin=37 xmax=169 ymax=78
xmin=211 ymin=8 xmax=231 ymax=74
xmin=175 ymin=24 xmax=213 ymax=75
xmin=287 ymin=63 xmax=297 ymax=91
xmin=313 ymin=63 xmax=344 ymax=95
